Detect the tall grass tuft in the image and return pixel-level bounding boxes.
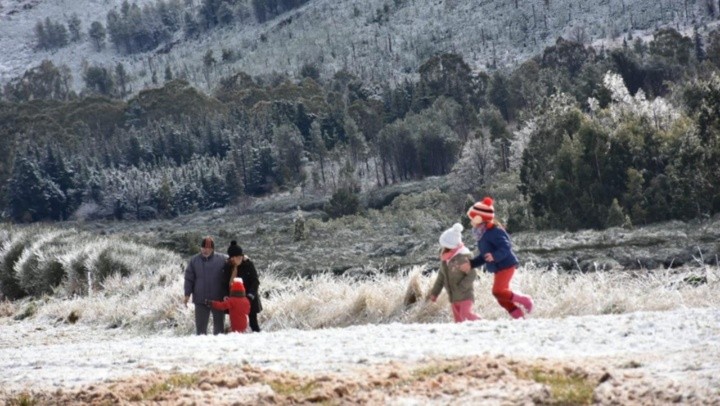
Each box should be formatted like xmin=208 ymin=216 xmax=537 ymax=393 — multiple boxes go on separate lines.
xmin=260 ymin=263 xmax=720 ymax=330
xmin=0 ymin=229 xmax=32 ymax=300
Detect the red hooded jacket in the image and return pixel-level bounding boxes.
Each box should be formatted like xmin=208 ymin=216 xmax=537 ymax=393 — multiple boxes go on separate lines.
xmin=209 ymin=278 xmax=251 ymax=333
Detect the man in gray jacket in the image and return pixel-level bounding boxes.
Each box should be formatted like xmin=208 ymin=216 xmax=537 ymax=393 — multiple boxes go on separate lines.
xmin=184 ymin=236 xmax=229 ymax=335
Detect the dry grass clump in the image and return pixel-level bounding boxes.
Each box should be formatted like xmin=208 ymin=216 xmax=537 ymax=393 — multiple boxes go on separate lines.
xmin=259 ymin=264 xmax=720 ymax=331
xmin=0 ymin=299 xmax=16 ymax=317
xmin=7 ymin=259 xmax=720 ymax=335
xmin=518 ymin=263 xmax=720 ymax=317
xmin=0 ymin=226 xmax=187 ymax=332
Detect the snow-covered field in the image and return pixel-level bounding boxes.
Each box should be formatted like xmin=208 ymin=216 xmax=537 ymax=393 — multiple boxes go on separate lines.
xmin=1 ymin=307 xmax=719 ymax=403
xmin=1 ymin=225 xmax=719 ymax=403
xmin=0 ymin=292 xmax=720 ymax=404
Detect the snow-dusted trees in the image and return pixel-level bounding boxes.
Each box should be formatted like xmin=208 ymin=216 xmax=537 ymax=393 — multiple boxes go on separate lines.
xmin=610 ymin=28 xmax=696 ymax=99
xmin=251 ymin=0 xmax=311 ymax=23
xmin=88 ymin=21 xmax=107 ymax=51
xmin=707 ymin=29 xmax=720 ymax=69
xmin=198 ymin=0 xmax=235 ymax=29
xmin=67 ymin=14 xmax=83 ymax=42
xmin=90 ymin=155 xmax=240 ymax=219
xmin=105 ymin=0 xmax=182 ymax=54
xmin=517 ymin=68 xmax=716 ymax=230
xmin=671 ymin=73 xmax=720 ymax=218
xmin=272 ymin=124 xmax=305 ymax=186
xmin=84 ymin=65 xmax=115 ymax=96
xmin=4 ymin=28 xmax=719 ymax=228
xmin=7 ymin=157 xmax=64 ymax=222
xmin=6 ymin=148 xmax=82 ymax=222
xmin=376 ymin=108 xmax=461 ymax=184
xmin=2 ymin=60 xmax=73 ymax=102
xmin=244 ymin=143 xmax=275 ymax=195
xmin=34 ymin=17 xmax=69 ymax=50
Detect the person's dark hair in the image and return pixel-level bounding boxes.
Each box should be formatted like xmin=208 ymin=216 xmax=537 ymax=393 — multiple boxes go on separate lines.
xmin=201 ymin=236 xmax=215 ymax=249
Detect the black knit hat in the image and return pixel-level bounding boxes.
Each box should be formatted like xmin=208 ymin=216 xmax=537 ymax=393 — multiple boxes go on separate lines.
xmin=227 ymin=240 xmax=243 ymax=257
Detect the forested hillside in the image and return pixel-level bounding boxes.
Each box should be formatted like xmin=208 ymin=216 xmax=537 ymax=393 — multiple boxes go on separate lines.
xmin=0 ymin=0 xmax=719 ymax=230
xmin=2 ymin=0 xmax=718 ymax=93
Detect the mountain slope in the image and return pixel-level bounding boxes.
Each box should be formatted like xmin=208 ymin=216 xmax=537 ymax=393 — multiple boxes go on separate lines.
xmin=1 ymin=0 xmax=715 ymax=95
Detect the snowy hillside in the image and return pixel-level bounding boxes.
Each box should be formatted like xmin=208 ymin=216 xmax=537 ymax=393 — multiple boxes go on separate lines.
xmin=1 ymin=0 xmax=716 ymax=94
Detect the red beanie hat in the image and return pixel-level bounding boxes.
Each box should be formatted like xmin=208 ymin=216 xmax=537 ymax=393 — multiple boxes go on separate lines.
xmin=231 ymin=277 xmax=245 ymax=292
xmin=467 ymin=197 xmax=495 ymax=222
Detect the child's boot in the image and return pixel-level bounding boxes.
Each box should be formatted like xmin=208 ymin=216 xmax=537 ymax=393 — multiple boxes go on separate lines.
xmin=512 ymin=293 xmax=534 ymax=314
xmin=510 ymin=308 xmax=524 ymax=319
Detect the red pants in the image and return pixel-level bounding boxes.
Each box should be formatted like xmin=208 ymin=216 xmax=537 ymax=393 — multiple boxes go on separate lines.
xmin=492 ymin=266 xmax=518 ymax=313
xmin=451 ymin=299 xmax=480 ymax=322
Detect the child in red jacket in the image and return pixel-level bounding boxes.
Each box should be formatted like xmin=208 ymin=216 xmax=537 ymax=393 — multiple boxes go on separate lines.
xmin=206 ymin=278 xmax=251 ymax=333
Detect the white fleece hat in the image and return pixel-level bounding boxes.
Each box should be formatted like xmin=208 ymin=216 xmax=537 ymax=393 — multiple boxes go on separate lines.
xmin=439 ymin=223 xmax=465 ymax=249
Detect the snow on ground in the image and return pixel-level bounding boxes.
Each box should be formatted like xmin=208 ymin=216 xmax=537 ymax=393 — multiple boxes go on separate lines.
xmin=1 ymin=307 xmax=718 ymax=400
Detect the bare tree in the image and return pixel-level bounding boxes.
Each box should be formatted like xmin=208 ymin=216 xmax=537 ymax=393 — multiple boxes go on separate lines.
xmin=569 ymin=26 xmax=587 ymax=44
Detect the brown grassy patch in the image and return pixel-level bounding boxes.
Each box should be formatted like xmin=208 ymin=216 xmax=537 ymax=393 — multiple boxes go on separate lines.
xmin=0 ymin=357 xmax=658 ymax=405
xmin=138 ymin=373 xmax=199 ymax=401
xmin=517 ymin=366 xmax=595 ymax=405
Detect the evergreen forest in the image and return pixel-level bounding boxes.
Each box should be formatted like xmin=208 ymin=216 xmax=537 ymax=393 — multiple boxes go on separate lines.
xmin=2 ymin=21 xmax=720 ymax=231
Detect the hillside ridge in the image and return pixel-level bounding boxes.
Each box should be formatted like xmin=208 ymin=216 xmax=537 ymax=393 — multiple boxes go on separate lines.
xmin=1 ymin=0 xmax=714 ymax=95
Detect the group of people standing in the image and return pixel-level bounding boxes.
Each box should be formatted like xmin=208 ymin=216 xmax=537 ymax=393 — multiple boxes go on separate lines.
xmin=183 ymin=196 xmax=532 ymax=334
xmin=430 ymin=197 xmax=534 ymax=322
xmin=183 ymin=237 xmax=262 ymax=335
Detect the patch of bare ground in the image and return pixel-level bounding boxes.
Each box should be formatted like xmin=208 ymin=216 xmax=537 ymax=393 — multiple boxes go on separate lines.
xmin=3 ymin=355 xmax=715 ymax=405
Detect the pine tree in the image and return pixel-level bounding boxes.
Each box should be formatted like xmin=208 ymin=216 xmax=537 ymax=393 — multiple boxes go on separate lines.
xmin=68 ymin=14 xmax=82 ymax=42
xmin=245 ymin=145 xmax=275 ymax=195
xmin=88 ymin=21 xmax=107 ymax=51
xmin=606 ymin=198 xmax=627 ymax=228
xmin=84 ymin=66 xmax=114 ymax=96
xmin=7 ymin=156 xmax=65 ymax=222
xmin=115 ymin=63 xmax=128 ymax=96
xmin=164 ymin=65 xmax=173 ymax=82
xmin=154 ymin=175 xmax=175 ymax=217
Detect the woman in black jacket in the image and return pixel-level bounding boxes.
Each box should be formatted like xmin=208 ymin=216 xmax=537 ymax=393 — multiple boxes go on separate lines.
xmin=226 ymin=241 xmax=262 ymax=332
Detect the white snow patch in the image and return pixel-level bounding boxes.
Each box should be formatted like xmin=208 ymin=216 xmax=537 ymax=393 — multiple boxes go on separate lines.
xmin=0 ymin=307 xmax=718 ymax=393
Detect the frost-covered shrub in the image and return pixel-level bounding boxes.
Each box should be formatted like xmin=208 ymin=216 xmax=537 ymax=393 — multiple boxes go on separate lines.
xmin=94 ymin=249 xmax=132 ymax=282
xmin=57 ymin=250 xmax=90 ymax=297
xmin=380 ymin=189 xmax=456 ymax=232
xmin=56 ymin=238 xmax=112 ymax=297
xmin=16 ymin=229 xmax=74 ymax=296
xmin=0 ymin=231 xmax=31 ymax=300
xmin=324 ymin=188 xmax=360 ymax=219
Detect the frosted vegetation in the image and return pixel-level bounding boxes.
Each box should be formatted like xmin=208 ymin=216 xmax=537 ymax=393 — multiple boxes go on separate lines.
xmin=1 ymin=0 xmax=719 ymax=338
xmin=1 ymin=225 xmax=717 ymax=334
xmin=0 ymin=0 xmax=716 ymax=93
xmin=1 ymin=2 xmax=720 ymax=232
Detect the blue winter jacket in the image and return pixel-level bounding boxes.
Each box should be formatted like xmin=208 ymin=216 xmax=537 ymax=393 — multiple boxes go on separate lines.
xmin=469 ymin=225 xmax=519 ymax=273
xmin=184 ymin=252 xmax=229 ymax=304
